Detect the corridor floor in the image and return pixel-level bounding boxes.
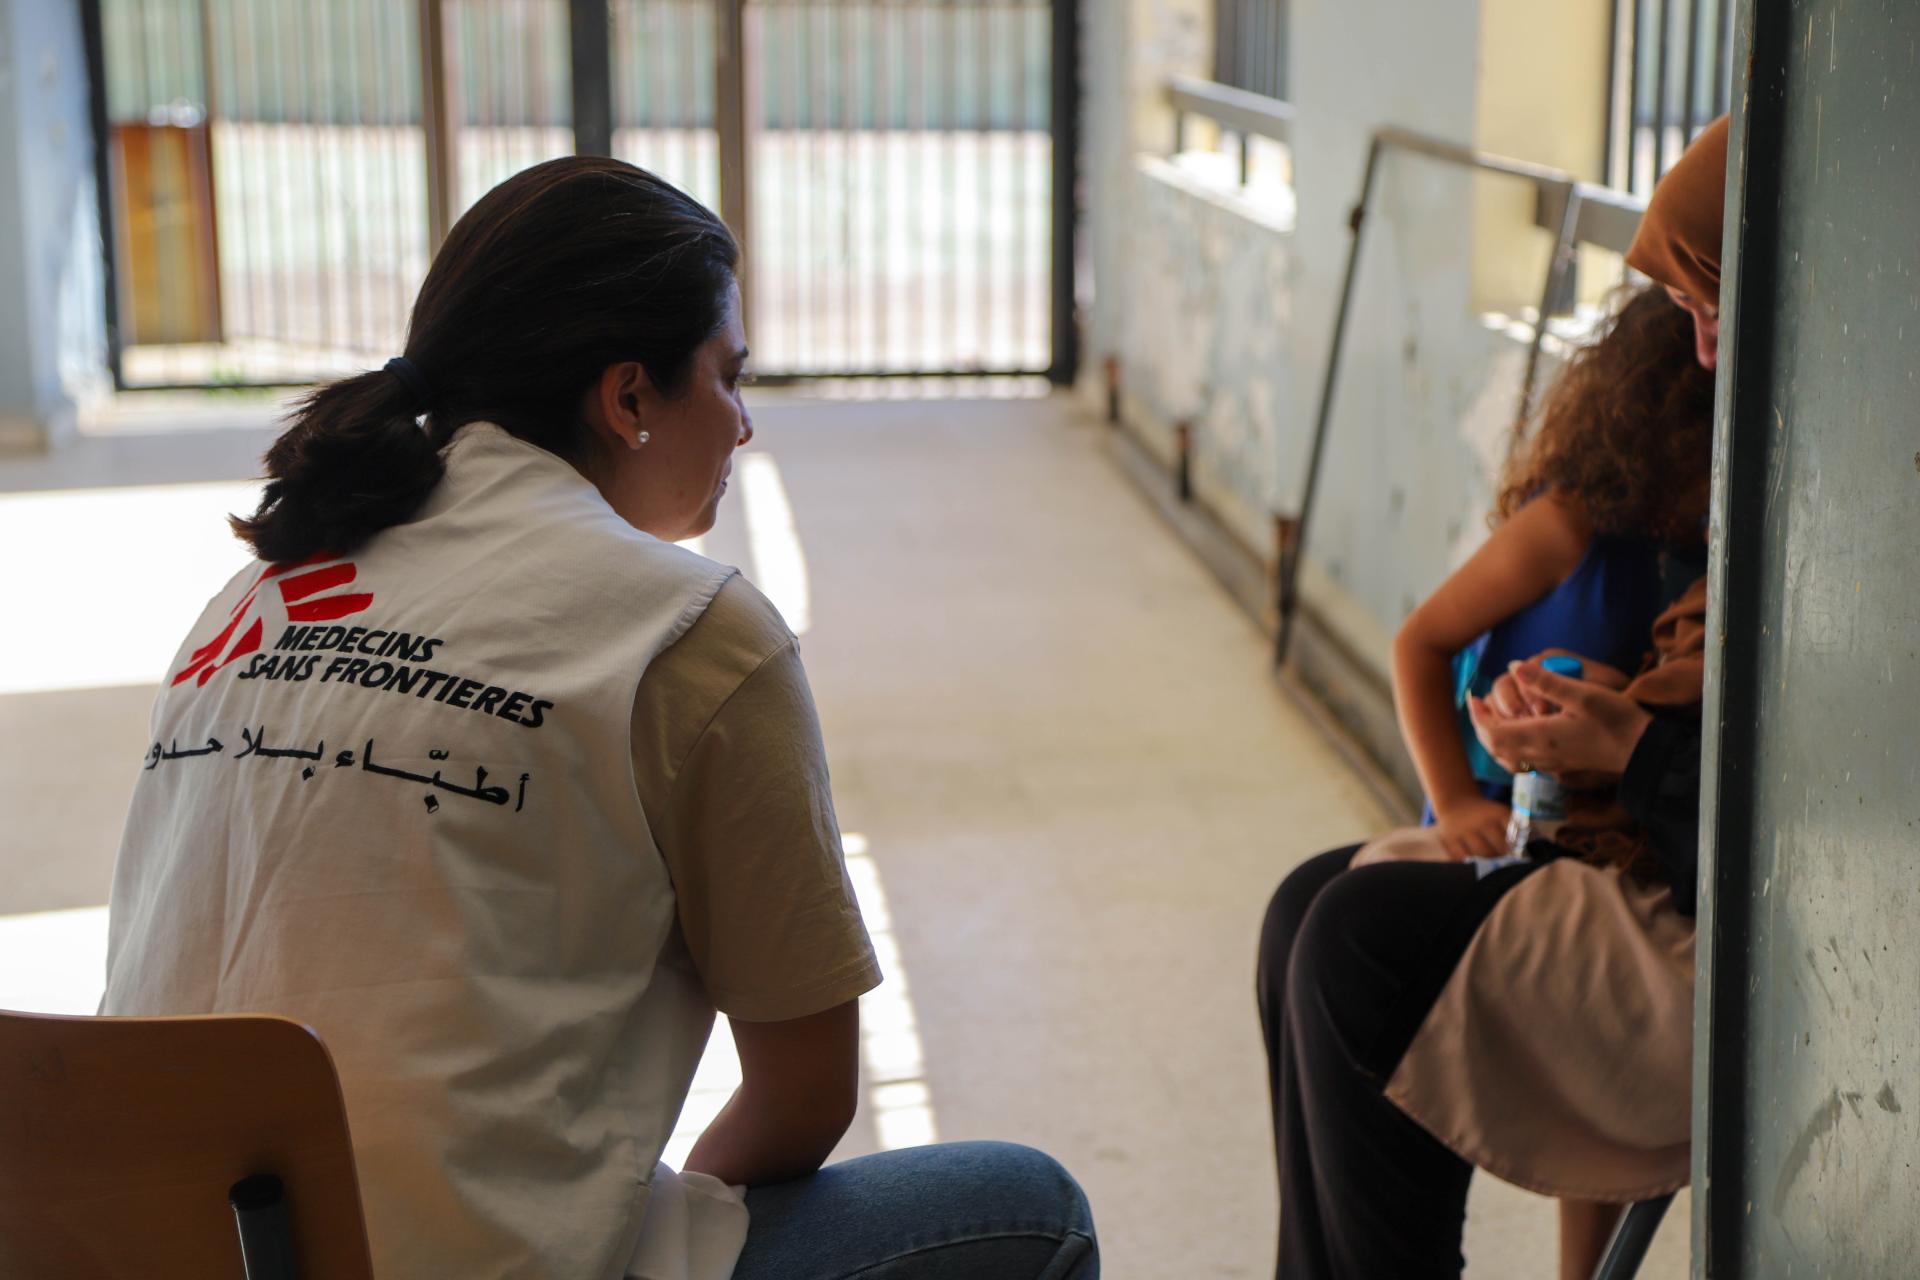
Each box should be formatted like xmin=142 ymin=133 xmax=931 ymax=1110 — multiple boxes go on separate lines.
xmin=0 ymin=390 xmax=1684 ymax=1278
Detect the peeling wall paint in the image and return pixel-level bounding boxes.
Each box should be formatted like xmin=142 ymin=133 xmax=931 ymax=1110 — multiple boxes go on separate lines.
xmin=1116 ymin=157 xmax=1295 ymax=552
xmin=1104 ymin=154 xmax=1547 ymax=673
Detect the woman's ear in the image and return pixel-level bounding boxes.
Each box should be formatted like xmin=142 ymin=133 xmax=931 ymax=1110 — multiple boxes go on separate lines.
xmin=583 ymin=361 xmax=656 ymax=451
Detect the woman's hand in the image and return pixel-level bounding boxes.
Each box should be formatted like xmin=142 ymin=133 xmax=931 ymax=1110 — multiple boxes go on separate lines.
xmin=1431 ymin=795 xmax=1514 ymax=860
xmin=1468 ymin=660 xmax=1654 ymax=780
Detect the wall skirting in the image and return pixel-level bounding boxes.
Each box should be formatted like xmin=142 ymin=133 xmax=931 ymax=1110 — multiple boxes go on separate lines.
xmin=0 ymin=405 xmax=77 ymax=454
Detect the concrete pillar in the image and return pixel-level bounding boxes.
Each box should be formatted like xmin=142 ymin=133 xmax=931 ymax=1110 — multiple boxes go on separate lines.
xmin=0 ymin=0 xmax=109 ymax=452
xmin=1081 ymin=0 xmax=1210 ymax=386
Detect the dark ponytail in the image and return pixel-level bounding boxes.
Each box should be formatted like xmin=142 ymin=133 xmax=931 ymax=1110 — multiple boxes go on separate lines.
xmin=232 ymin=373 xmax=445 ymax=563
xmin=232 ymin=158 xmax=739 ymax=563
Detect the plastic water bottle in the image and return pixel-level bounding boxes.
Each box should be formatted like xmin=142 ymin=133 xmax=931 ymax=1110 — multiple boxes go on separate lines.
xmin=1505 ymin=656 xmax=1585 ymax=856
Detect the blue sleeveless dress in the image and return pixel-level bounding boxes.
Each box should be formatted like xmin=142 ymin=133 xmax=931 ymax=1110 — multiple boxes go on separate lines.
xmin=1423 ymin=535 xmax=1670 ymax=821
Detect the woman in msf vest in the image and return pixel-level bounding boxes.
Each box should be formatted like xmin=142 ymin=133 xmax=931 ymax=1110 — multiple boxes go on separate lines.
xmin=1253 ymin=118 xmax=1729 ymax=1280
xmin=102 ymin=157 xmax=1097 ymax=1280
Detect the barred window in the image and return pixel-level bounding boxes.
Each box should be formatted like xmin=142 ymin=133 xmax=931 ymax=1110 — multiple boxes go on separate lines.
xmin=1606 ymin=0 xmax=1736 ymax=194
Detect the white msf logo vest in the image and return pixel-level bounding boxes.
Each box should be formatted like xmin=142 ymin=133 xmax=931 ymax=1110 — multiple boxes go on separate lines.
xmin=105 ymin=423 xmax=737 ymax=1280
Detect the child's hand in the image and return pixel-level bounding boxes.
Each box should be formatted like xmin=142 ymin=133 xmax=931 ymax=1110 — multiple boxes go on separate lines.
xmin=1432 ymin=795 xmax=1513 ymax=860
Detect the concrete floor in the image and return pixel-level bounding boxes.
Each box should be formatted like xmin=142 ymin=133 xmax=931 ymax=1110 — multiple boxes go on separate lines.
xmin=0 ymin=390 xmax=1686 ymax=1278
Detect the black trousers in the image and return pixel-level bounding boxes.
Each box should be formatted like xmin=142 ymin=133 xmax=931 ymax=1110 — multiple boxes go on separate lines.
xmin=1255 ymin=846 xmax=1536 ymax=1280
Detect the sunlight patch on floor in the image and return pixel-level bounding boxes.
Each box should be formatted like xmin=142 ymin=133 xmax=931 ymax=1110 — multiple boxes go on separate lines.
xmin=1 ymin=832 xmax=938 ymax=1159
xmin=0 ymin=481 xmax=262 ymax=696
xmin=661 ymin=831 xmax=936 ymax=1167
xmin=0 ymin=905 xmax=109 ymax=1014
xmin=842 ymin=832 xmax=938 ymax=1151
xmin=737 ymin=453 xmax=810 ymax=636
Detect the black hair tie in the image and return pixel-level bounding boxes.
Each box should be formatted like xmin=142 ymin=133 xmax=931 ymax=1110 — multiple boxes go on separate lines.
xmin=383 ymin=356 xmax=435 ymax=412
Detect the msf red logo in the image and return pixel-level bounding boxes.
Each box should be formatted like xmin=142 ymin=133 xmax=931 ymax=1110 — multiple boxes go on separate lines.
xmin=173 ymin=556 xmax=374 ymax=687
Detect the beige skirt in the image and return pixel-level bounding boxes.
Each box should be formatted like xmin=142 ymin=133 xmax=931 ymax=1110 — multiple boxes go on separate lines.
xmin=1381 ymin=855 xmax=1695 ymax=1202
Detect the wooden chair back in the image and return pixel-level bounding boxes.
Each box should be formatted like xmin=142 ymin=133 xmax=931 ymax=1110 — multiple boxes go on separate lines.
xmin=0 ymin=1010 xmax=375 ymax=1279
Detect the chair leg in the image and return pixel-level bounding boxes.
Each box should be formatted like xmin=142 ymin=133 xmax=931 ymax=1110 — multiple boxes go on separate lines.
xmin=1591 ymin=1192 xmax=1675 ymax=1280
xmin=230 ymin=1174 xmax=300 ymax=1280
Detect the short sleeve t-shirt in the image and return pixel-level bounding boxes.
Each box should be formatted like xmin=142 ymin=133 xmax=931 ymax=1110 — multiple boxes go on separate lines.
xmin=626 ymin=576 xmax=884 ymax=1280
xmin=631 ymin=575 xmax=881 ymax=1023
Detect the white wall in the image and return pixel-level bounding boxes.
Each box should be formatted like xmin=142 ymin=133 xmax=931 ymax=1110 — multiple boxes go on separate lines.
xmin=1083 ymin=0 xmax=1211 ymax=369
xmin=1282 ymin=0 xmax=1501 ymax=659
xmin=0 ymin=0 xmax=108 ymax=451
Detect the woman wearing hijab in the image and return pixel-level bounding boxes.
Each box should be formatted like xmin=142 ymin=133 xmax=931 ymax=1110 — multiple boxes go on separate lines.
xmin=101 ymin=157 xmax=1097 ymax=1280
xmin=1253 ymin=118 xmax=1728 ymax=1280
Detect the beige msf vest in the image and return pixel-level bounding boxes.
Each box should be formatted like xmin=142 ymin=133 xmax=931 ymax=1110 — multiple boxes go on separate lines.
xmin=104 ymin=423 xmax=736 ymax=1279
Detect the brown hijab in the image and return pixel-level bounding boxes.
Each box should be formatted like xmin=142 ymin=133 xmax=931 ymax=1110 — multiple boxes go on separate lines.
xmin=1625 ymin=115 xmax=1730 ymax=305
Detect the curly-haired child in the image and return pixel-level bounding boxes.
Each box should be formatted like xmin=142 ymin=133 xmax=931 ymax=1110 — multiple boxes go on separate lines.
xmin=1390 ymin=284 xmax=1715 ymax=861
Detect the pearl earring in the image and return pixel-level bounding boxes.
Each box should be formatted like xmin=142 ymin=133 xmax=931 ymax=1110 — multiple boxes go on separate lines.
xmin=634 ymin=430 xmax=651 ymax=448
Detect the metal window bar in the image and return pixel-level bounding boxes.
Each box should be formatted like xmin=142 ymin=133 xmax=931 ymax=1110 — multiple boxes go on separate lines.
xmin=1651 ymin=0 xmax=1671 ymax=175
xmin=1213 ymin=0 xmax=1287 ymax=102
xmin=732 ymin=0 xmax=1054 ymax=380
xmin=88 ymin=0 xmax=429 ymax=385
xmin=1680 ymin=0 xmax=1700 ymax=153
xmin=612 ymin=2 xmax=719 ymax=209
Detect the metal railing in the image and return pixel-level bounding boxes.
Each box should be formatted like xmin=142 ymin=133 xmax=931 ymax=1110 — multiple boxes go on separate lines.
xmin=1165 ymin=73 xmax=1293 ymax=192
xmin=1168 ymin=73 xmax=1292 ymax=146
xmin=82 ymin=0 xmax=1076 ymax=389
xmin=725 ymin=0 xmax=1061 ymax=378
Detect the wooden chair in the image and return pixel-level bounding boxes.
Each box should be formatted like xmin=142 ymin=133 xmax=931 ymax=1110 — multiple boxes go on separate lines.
xmin=0 ymin=1010 xmax=375 ymax=1279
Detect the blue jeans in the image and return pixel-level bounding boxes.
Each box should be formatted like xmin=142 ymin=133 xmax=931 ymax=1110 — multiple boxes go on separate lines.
xmin=730 ymin=1141 xmax=1098 ymax=1280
